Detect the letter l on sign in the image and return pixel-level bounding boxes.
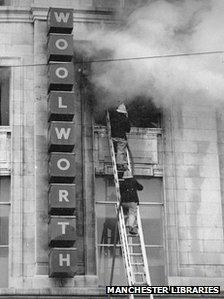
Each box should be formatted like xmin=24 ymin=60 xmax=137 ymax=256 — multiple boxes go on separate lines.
xmin=58 ymin=96 xmax=67 ymax=108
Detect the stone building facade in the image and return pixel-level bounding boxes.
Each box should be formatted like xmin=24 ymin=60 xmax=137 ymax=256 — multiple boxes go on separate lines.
xmin=0 ymin=0 xmax=224 ymax=298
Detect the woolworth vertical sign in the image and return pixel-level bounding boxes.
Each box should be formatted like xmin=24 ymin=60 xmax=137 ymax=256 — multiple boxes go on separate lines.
xmin=47 ymin=7 xmax=77 ymax=278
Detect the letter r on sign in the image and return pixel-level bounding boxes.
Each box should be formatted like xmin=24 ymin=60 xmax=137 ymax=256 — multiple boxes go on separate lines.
xmin=59 ymin=189 xmax=69 ymax=202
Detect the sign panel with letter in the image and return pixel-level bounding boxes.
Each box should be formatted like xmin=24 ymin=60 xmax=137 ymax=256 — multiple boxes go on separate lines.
xmin=49 ymin=153 xmax=75 ymax=183
xmin=49 ymin=216 xmax=76 ymax=247
xmin=48 ymin=183 xmax=76 ymax=215
xmin=48 ymin=121 xmax=75 ymax=152
xmin=48 ymin=62 xmax=74 ymax=91
xmin=47 ymin=34 xmax=73 ymax=62
xmin=49 ymin=248 xmax=76 ymax=277
xmin=48 ymin=91 xmax=75 ymax=121
xmin=47 ymin=8 xmax=73 ymax=34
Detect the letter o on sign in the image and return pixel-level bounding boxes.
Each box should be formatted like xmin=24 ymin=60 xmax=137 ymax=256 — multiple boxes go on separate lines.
xmin=55 ymin=67 xmax=68 ymax=79
xmin=55 ymin=39 xmax=68 ymax=50
xmin=57 ymin=158 xmax=70 ymax=170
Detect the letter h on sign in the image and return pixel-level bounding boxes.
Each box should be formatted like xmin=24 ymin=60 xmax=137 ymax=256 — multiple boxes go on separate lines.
xmin=49 ymin=248 xmax=76 ymax=277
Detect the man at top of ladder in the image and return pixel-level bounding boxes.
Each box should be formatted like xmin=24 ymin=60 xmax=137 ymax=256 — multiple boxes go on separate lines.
xmin=120 ymin=169 xmax=144 ymax=235
xmin=109 ymin=103 xmax=131 ymax=172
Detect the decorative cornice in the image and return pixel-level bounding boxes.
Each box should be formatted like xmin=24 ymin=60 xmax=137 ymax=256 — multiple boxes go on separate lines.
xmin=31 ymin=6 xmax=118 ymax=23
xmin=0 ymin=6 xmax=31 ymax=23
xmin=0 ymin=6 xmax=119 ymax=24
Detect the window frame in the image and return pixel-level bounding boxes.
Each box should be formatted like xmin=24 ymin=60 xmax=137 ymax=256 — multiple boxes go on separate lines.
xmin=0 ymin=67 xmax=10 ymax=127
xmin=95 ymin=176 xmax=166 ymax=286
xmin=0 ymin=57 xmax=22 ymax=288
xmin=0 ymin=175 xmax=11 ymax=288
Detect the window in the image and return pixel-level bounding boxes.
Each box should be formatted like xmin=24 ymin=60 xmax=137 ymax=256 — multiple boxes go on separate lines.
xmin=0 ymin=1 xmax=11 ymax=5
xmin=94 ymin=96 xmax=161 ymax=128
xmin=0 ymin=68 xmax=10 ymax=126
xmin=95 ymin=177 xmax=165 ymax=286
xmin=0 ymin=176 xmax=10 ymax=287
xmin=126 ymin=97 xmax=161 ymax=128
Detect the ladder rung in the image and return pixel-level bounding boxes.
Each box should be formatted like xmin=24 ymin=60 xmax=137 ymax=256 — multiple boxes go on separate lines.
xmin=130 ymin=253 xmax=142 ymax=256
xmin=128 ymin=243 xmax=141 ymax=246
xmin=131 ymin=262 xmax=144 ymax=265
xmin=134 ymin=282 xmax=148 ymax=286
xmin=134 ymin=272 xmax=145 ymax=275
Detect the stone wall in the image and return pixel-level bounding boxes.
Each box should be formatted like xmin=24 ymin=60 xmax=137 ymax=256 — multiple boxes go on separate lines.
xmin=164 ymin=103 xmax=224 ymax=287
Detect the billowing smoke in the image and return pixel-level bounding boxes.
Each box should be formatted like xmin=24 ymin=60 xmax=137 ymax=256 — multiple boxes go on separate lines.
xmin=78 ymin=0 xmax=224 ymax=110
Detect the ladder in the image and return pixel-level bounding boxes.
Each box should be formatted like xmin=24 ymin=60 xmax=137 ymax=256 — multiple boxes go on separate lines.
xmin=106 ymin=111 xmax=153 ymax=299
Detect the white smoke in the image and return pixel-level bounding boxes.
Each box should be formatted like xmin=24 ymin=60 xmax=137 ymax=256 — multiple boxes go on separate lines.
xmin=79 ymin=0 xmax=224 ymax=108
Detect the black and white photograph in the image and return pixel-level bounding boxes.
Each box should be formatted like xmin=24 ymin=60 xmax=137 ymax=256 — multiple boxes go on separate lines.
xmin=0 ymin=0 xmax=223 ymax=298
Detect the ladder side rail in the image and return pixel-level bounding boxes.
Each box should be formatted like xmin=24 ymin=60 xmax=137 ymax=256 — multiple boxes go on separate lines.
xmin=116 ymin=144 xmax=136 ymax=285
xmin=136 ymin=207 xmax=152 ymax=286
xmin=127 ymin=146 xmax=154 ymax=298
xmin=106 ymin=111 xmax=135 ymax=286
xmin=108 ymin=132 xmax=133 ymax=282
xmin=126 ymin=143 xmax=132 ymax=173
xmin=108 ymin=134 xmax=133 ymax=284
xmin=109 ymin=145 xmax=135 ymax=285
xmin=118 ymin=207 xmax=135 ymax=285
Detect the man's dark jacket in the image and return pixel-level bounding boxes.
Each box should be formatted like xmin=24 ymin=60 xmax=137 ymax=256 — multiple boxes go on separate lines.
xmin=120 ymin=178 xmax=143 ymax=204
xmin=109 ymin=109 xmax=131 ymax=140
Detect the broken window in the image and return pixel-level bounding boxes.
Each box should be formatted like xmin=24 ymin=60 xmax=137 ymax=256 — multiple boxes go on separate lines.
xmin=126 ymin=97 xmax=161 ymax=128
xmin=0 ymin=0 xmax=11 ymax=5
xmin=94 ymin=96 xmax=161 ymax=128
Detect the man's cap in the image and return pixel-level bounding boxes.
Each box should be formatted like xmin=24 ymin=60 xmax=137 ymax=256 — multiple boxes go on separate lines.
xmin=116 ymin=103 xmax=127 ymax=114
xmin=122 ymin=170 xmax=133 ymax=179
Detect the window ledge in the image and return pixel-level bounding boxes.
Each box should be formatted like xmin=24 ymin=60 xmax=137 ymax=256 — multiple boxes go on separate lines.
xmin=0 ymin=126 xmax=11 ymax=132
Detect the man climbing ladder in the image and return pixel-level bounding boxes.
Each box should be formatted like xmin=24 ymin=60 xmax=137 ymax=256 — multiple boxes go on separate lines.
xmin=107 ymin=108 xmax=153 ymax=299
xmin=120 ymin=169 xmax=143 ymax=235
xmin=109 ymin=103 xmax=131 ymax=171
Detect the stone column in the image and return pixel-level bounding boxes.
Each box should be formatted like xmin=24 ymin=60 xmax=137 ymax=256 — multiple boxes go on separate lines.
xmin=74 ymin=66 xmax=97 ymax=287
xmin=164 ymin=103 xmax=224 ymax=287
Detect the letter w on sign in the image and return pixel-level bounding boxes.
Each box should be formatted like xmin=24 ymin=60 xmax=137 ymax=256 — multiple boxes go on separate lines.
xmin=54 ymin=12 xmax=70 ymax=23
xmin=55 ymin=127 xmax=71 ymax=140
xmin=48 ymin=122 xmax=75 ymax=152
xmin=47 ymin=8 xmax=73 ymax=34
